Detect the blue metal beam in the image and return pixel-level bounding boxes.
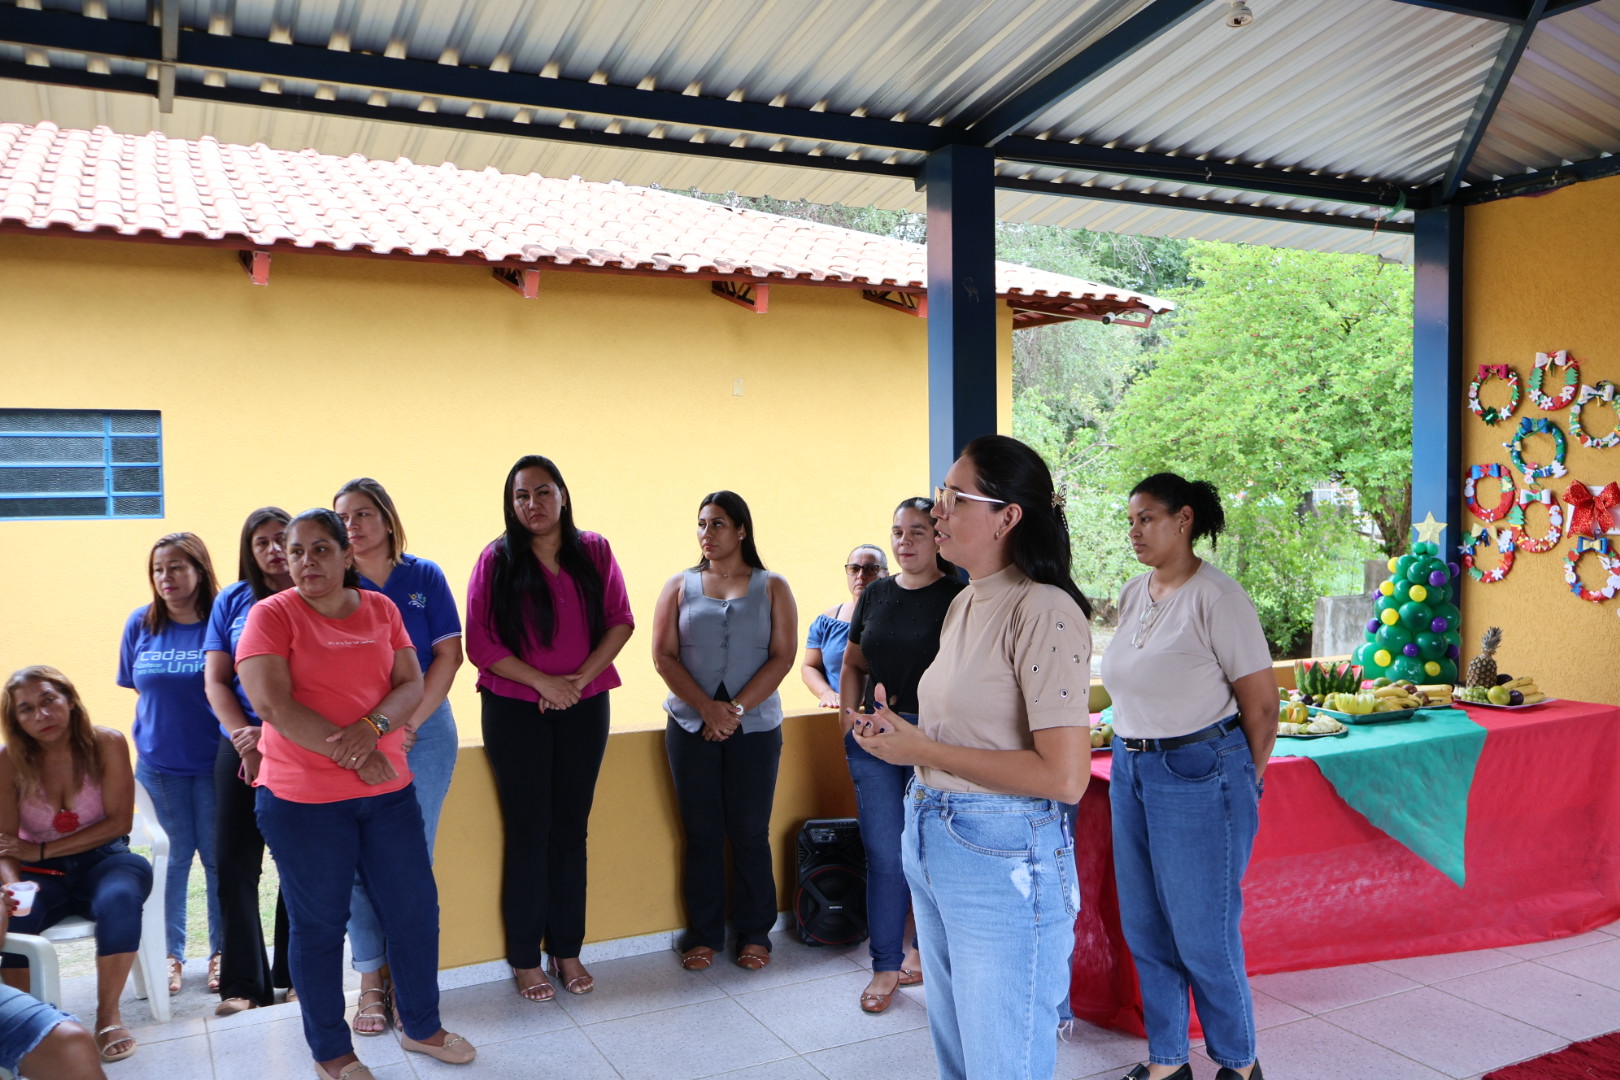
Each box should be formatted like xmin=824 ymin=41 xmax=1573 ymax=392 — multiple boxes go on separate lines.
xmin=1456 ymin=150 xmax=1620 ymax=203
xmin=995 ymin=176 xmax=1414 ymax=233
xmin=923 ymin=145 xmax=1000 ymax=488
xmin=1411 ymin=205 xmax=1464 ymax=567
xmin=967 ymin=0 xmax=1209 ymax=145
xmin=1385 ymin=1 xmax=1528 ymax=21
xmin=0 ymin=6 xmax=955 ymax=154
xmin=1440 ymin=0 xmax=1548 ymax=201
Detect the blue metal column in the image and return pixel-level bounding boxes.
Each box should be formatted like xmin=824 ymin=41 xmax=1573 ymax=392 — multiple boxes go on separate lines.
xmin=1412 ymin=204 xmax=1464 ymax=555
xmin=923 ymin=144 xmax=999 ymax=486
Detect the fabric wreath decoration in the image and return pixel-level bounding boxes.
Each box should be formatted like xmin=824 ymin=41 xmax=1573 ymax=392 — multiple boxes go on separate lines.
xmin=1527 ymin=349 xmax=1580 ymax=411
xmin=1565 ymin=480 xmax=1620 ymax=538
xmin=1564 ymin=537 xmax=1620 ymax=602
xmin=1570 ymin=381 xmax=1618 ymax=450
xmin=1504 ymin=417 xmax=1568 ymax=480
xmin=1510 ymin=486 xmax=1563 ymax=554
xmin=1467 ymin=364 xmax=1521 ymax=425
xmin=1464 ymin=463 xmax=1516 ymax=522
xmin=1460 ymin=524 xmax=1515 ymax=583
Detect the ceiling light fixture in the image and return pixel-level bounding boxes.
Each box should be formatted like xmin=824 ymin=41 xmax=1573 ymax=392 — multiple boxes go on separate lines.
xmin=1226 ymin=1 xmax=1255 ymax=28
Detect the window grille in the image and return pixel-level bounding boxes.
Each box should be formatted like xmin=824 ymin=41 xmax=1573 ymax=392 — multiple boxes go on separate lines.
xmin=0 ymin=410 xmax=163 ymax=520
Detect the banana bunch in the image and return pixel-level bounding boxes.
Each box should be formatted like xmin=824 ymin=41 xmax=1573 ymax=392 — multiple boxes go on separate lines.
xmin=1503 ymin=675 xmax=1545 ymax=703
xmin=1370 ymin=683 xmax=1425 ymax=711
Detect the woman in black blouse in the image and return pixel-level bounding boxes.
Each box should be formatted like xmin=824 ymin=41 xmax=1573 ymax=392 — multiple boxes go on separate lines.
xmin=836 ymin=496 xmax=964 ymax=1014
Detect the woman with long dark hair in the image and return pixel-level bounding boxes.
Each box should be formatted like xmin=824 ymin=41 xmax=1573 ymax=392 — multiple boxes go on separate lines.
xmin=466 ymin=456 xmax=634 ymax=1001
xmin=239 ymin=508 xmax=474 ymax=1077
xmin=836 ymin=497 xmax=963 ymax=1013
xmin=204 ymin=507 xmax=294 ymax=1015
xmin=1100 ymin=473 xmax=1277 ymax=1080
xmin=0 ymin=666 xmax=153 ymax=1063
xmin=855 ymin=435 xmax=1091 ymax=1080
xmin=652 ymin=491 xmax=797 ymax=972
xmin=333 ymin=478 xmax=463 ymax=1036
xmin=118 ymin=532 xmax=222 ymax=996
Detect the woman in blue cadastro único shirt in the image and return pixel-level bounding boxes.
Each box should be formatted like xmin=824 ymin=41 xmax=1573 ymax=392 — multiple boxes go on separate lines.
xmin=118 ymin=531 xmax=223 ymax=998
xmin=333 ymin=478 xmax=464 ymax=1037
xmin=205 ymin=507 xmax=295 ymax=1016
xmin=800 ymin=544 xmax=887 ymax=709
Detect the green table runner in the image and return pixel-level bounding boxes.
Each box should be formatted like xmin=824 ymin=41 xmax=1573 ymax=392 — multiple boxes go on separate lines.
xmin=1277 ymin=708 xmax=1487 ymax=886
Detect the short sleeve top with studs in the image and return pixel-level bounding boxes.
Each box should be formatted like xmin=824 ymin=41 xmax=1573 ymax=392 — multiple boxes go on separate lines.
xmin=1100 ymin=561 xmax=1272 ymax=740
xmin=914 ymin=564 xmax=1093 ymax=794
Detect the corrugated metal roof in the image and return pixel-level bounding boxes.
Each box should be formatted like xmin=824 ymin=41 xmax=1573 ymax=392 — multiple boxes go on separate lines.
xmin=0 ymin=0 xmax=1616 ymax=259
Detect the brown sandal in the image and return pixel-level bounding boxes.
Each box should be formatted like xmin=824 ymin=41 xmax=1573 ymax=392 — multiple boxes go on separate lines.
xmin=860 ymin=986 xmax=897 ymax=1014
xmin=679 ymin=946 xmax=715 ymax=971
xmin=96 ymin=1024 xmax=137 ymax=1062
xmin=735 ymin=945 xmax=770 ymax=971
xmin=207 ymin=952 xmax=222 ymax=993
xmin=897 ymin=967 xmax=924 ymax=987
xmin=166 ymin=956 xmax=183 ymax=995
xmin=351 ymin=986 xmax=389 ymax=1036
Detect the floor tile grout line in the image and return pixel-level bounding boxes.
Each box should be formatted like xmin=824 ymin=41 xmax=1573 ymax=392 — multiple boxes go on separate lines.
xmin=1418 ymin=976 xmax=1591 ymax=1043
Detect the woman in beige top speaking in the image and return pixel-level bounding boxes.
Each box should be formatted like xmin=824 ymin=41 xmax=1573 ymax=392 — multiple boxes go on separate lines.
xmin=855 ymin=434 xmax=1091 ymax=1080
xmin=1099 ymin=473 xmax=1277 ymax=1080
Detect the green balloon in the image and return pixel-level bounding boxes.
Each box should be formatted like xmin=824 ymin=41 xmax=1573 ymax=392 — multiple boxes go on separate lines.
xmin=1376 ymin=594 xmax=1400 ymax=613
xmin=1396 ymin=554 xmax=1416 ymax=576
xmin=1436 ymin=658 xmax=1459 ymax=684
xmin=1399 ymin=601 xmax=1429 ymax=629
xmin=1376 ymin=624 xmax=1413 ymax=650
xmin=1392 ymin=579 xmax=1413 ymax=602
xmin=1415 ymin=631 xmax=1445 ymax=660
xmin=1389 ymin=655 xmax=1426 ymax=682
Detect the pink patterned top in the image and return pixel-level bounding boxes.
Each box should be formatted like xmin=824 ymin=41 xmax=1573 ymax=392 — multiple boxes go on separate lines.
xmin=17 ymin=779 xmax=105 ymax=843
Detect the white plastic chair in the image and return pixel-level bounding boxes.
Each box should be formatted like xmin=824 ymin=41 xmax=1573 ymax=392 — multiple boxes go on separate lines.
xmin=5 ymin=781 xmax=171 ymax=1023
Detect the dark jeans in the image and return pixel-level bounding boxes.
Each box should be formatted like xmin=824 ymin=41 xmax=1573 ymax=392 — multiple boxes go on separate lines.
xmin=481 ymin=689 xmax=611 ymax=968
xmin=665 ymin=718 xmax=782 ymax=953
xmin=257 ymin=784 xmax=442 ymax=1064
xmin=213 ymin=734 xmax=290 ymax=1005
xmin=844 ymin=714 xmax=918 ymax=972
xmin=1 ymin=841 xmax=152 ymax=966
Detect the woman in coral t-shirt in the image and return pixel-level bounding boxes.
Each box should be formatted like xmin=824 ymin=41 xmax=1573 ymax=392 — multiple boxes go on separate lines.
xmin=238 ymin=508 xmax=475 ymax=1080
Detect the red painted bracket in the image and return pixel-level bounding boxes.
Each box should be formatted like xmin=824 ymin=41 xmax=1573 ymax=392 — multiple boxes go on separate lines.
xmin=862 ymin=290 xmax=927 ymax=317
xmin=493 ymin=266 xmax=541 ymax=299
xmin=238 ymin=249 xmax=270 ymax=286
xmin=712 ymin=280 xmax=769 ymax=313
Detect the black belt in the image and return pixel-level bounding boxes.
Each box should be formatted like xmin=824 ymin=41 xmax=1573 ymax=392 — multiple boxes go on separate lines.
xmin=1119 ymin=716 xmax=1240 ymax=753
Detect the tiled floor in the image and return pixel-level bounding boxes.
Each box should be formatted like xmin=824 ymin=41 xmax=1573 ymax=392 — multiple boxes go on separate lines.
xmin=53 ymin=914 xmax=1620 ymax=1079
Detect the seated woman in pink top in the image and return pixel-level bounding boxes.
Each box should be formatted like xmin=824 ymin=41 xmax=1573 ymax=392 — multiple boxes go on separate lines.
xmin=466 ymin=455 xmax=634 ymax=1002
xmin=0 ymin=666 xmax=153 ymax=1064
xmin=238 ymin=509 xmax=475 ymax=1080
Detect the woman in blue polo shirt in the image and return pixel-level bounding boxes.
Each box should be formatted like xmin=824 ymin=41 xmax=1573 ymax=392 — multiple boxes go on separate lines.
xmin=333 ymin=478 xmax=463 ymax=1036
xmin=205 ymin=506 xmax=294 ymax=1015
xmin=118 ymin=531 xmax=222 ymax=997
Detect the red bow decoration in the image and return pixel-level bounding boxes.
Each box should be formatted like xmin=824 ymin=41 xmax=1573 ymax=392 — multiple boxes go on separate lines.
xmin=51 ymin=809 xmax=79 ymax=835
xmin=1565 ymin=480 xmax=1620 ymax=538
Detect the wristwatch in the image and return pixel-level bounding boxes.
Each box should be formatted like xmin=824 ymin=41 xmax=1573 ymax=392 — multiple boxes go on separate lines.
xmin=361 ymin=711 xmax=392 ymax=736
xmin=729 ymin=699 xmax=746 ymax=717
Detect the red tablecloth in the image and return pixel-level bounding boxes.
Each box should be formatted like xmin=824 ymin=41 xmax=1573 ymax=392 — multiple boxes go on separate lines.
xmin=1069 ymin=698 xmax=1620 ymax=1036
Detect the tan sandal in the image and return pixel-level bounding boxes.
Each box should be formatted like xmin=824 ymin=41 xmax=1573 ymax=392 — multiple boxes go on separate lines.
xmin=547 ymin=957 xmax=595 ymax=995
xmin=166 ymin=956 xmax=183 ymax=995
xmin=207 ymin=952 xmax=222 ymax=992
xmin=512 ymin=967 xmax=554 ymax=1002
xmin=351 ymin=986 xmax=389 ymax=1036
xmin=400 ymin=1031 xmax=477 ymax=1065
xmin=96 ymin=1024 xmax=137 ymax=1062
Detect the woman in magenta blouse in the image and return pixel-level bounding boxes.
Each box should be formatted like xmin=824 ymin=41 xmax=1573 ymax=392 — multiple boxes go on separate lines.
xmin=467 ymin=455 xmax=634 ymax=1002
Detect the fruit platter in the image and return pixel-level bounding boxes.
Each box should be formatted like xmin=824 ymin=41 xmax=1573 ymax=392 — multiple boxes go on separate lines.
xmin=1277 ymin=709 xmax=1347 ymax=738
xmin=1284 ymin=660 xmax=1452 ymax=725
xmin=1453 ymin=628 xmax=1551 ymax=708
xmin=1089 ymin=720 xmax=1114 ymax=752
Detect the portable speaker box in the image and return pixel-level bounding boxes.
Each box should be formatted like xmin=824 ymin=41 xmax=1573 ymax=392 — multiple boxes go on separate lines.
xmin=795 ymin=817 xmax=868 ymax=947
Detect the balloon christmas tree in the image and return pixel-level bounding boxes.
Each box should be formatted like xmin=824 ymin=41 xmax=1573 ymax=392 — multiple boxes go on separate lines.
xmin=1351 ymin=540 xmax=1463 ymax=685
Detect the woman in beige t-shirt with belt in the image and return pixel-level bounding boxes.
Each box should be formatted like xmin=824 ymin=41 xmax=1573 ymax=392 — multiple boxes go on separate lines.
xmin=1100 ymin=472 xmax=1278 ymax=1080
xmin=855 ymin=434 xmax=1092 ymax=1080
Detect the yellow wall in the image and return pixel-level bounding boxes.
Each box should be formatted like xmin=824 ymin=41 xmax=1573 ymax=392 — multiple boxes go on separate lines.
xmin=0 ymin=231 xmax=1017 ymax=964
xmin=1463 ymin=176 xmax=1620 ymax=706
xmin=0 ymin=232 xmax=1014 ymax=733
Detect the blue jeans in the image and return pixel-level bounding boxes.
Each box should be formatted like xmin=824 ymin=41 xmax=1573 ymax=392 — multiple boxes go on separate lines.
xmin=2 ymin=841 xmax=153 ymax=966
xmin=844 ymin=714 xmax=917 ymax=972
xmin=1110 ymin=720 xmax=1260 ymax=1071
xmin=136 ymin=759 xmax=222 ymax=959
xmin=0 ymin=983 xmax=74 ymax=1071
xmin=903 ymin=783 xmax=1078 ymax=1080
xmin=347 ymin=699 xmax=458 ymax=972
xmin=257 ymin=784 xmax=442 ymax=1063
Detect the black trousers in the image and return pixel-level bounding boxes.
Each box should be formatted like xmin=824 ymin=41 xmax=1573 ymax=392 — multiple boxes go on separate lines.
xmin=213 ymin=734 xmax=290 ymax=1004
xmin=480 ymin=689 xmax=612 ymax=969
xmin=664 ymin=718 xmax=783 ymax=953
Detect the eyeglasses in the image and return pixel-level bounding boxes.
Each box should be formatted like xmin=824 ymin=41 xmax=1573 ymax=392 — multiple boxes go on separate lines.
xmin=845 ymin=564 xmax=885 ymax=576
xmin=1131 ymin=598 xmax=1165 ymax=649
xmin=933 ymin=484 xmax=1004 ymax=517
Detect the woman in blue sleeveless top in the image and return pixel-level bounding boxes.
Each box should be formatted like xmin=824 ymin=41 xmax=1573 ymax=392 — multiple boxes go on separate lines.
xmin=652 ymin=491 xmax=797 ymax=972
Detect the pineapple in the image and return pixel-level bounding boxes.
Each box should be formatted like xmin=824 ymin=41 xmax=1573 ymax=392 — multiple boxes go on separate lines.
xmin=1466 ymin=626 xmax=1502 ymax=688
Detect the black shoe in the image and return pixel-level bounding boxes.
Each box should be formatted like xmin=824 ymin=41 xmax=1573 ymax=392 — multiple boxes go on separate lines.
xmin=1214 ymin=1063 xmax=1263 ymax=1080
xmin=1120 ymin=1066 xmax=1193 ymax=1080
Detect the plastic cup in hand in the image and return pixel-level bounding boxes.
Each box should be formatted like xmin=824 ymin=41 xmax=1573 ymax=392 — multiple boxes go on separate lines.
xmin=5 ymin=881 xmax=38 ymax=917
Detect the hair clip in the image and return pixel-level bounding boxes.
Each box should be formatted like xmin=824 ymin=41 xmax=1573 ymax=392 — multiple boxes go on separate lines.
xmin=1051 ymin=490 xmax=1067 ymax=509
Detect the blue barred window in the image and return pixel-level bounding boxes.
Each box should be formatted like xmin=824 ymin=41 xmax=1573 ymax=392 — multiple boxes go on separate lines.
xmin=0 ymin=410 xmax=163 ymax=520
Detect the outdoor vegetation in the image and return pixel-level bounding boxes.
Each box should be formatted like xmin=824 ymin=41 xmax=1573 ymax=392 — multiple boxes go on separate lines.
xmin=695 ymin=191 xmax=1415 ymax=655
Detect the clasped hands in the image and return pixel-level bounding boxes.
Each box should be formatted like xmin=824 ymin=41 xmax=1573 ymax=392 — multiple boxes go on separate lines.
xmin=324 ymin=722 xmax=396 ymax=785
xmin=849 ymin=684 xmax=930 ymax=766
xmin=534 ymin=671 xmax=587 ymax=713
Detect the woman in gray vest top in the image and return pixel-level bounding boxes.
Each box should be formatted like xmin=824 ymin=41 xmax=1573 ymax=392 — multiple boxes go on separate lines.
xmin=652 ymin=491 xmax=798 ymax=972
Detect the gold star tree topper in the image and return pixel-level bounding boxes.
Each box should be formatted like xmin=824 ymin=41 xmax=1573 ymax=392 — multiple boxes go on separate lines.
xmin=1412 ymin=512 xmax=1447 ymax=547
